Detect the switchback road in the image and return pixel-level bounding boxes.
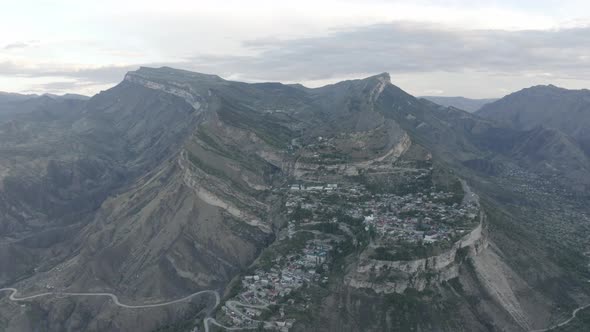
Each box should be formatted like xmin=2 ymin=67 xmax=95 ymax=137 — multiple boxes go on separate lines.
xmin=0 ymin=287 xmax=219 ymax=309
xmin=530 ymin=303 xmax=590 ymax=332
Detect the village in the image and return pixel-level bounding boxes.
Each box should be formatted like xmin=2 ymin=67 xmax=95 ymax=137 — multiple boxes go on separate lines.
xmin=213 ymin=238 xmax=333 ymax=331
xmin=285 ymin=181 xmax=479 ymax=247
xmin=212 ymin=176 xmax=480 ymax=331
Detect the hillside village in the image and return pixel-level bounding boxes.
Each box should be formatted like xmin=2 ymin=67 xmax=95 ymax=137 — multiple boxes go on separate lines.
xmin=285 ymin=182 xmax=479 ymax=247
xmin=210 ymin=173 xmax=481 ymax=330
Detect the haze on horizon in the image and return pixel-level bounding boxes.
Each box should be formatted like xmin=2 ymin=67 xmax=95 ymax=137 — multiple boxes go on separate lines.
xmin=1 ymin=0 xmax=590 ymax=98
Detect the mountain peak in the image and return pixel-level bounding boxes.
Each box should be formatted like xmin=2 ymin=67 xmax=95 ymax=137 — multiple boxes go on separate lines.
xmin=127 ymin=66 xmax=225 ymax=84
xmin=367 ymin=72 xmax=391 ymax=83
xmin=524 ymin=84 xmax=567 ymax=93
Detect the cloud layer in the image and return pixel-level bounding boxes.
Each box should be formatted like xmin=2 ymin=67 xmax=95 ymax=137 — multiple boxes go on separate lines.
xmin=187 ymin=23 xmax=590 ymax=83
xmin=1 ymin=0 xmax=589 ymax=97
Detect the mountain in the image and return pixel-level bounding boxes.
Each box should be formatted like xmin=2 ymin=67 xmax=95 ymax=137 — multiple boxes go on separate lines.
xmin=0 ymin=92 xmax=89 ymax=121
xmin=43 ymin=93 xmax=90 ymax=101
xmin=0 ymin=92 xmax=38 ymax=103
xmin=477 ymin=85 xmax=590 ymax=154
xmin=0 ymin=68 xmax=589 ymax=332
xmin=421 ymin=96 xmax=497 ymax=113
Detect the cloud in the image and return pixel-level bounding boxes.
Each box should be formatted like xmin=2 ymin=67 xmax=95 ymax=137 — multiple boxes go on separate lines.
xmin=2 ymin=21 xmax=590 ymax=97
xmin=30 ymin=80 xmax=95 ymax=92
xmin=186 ymin=22 xmax=590 ymax=83
xmin=0 ymin=62 xmax=149 ymax=95
xmin=3 ymin=42 xmax=29 ymax=50
xmin=0 ymin=62 xmax=141 ymax=84
xmin=43 ymin=65 xmax=141 ymax=83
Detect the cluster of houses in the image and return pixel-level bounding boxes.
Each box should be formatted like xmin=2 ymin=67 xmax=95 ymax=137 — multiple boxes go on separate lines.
xmin=215 ymin=178 xmax=480 ymax=330
xmin=285 ymin=181 xmax=479 ymax=246
xmin=289 ymin=183 xmax=338 ymax=191
xmin=501 ymin=163 xmax=569 ymax=197
xmin=216 ymin=240 xmax=332 ymax=330
xmin=359 ymin=192 xmax=479 ymax=244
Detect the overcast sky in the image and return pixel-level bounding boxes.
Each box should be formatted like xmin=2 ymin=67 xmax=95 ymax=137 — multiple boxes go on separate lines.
xmin=1 ymin=0 xmax=590 ymax=98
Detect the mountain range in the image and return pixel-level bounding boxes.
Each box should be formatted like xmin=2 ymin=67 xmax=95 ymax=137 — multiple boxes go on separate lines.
xmin=478 ymin=85 xmax=590 ymax=155
xmin=0 ymin=67 xmax=589 ymax=332
xmin=421 ymin=96 xmax=498 ymax=113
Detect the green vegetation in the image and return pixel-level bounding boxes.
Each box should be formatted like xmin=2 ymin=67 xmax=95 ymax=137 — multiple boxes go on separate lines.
xmin=433 ymin=178 xmax=464 ymax=205
xmin=194 ymin=128 xmax=259 ymax=173
xmin=382 ymin=288 xmax=459 ymax=331
xmin=329 ymin=238 xmax=359 ymax=279
xmin=281 ymin=284 xmax=331 ymax=328
xmin=324 ymin=210 xmax=373 ymax=248
xmin=195 ymin=128 xmax=227 ymax=155
xmin=187 ymin=150 xmax=228 ymax=180
xmin=217 ymin=97 xmax=293 ymax=148
xmin=302 ymin=222 xmax=342 ymax=235
xmin=186 ymin=150 xmax=252 ymax=195
xmin=289 ymin=204 xmax=313 ymax=221
xmin=355 ymin=171 xmax=434 ymax=196
xmin=258 ymin=231 xmax=315 ymax=270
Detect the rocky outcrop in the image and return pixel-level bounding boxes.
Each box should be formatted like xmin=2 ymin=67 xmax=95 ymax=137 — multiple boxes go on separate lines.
xmin=294 ymin=129 xmax=412 ymax=178
xmin=124 ymin=71 xmax=205 ymax=111
xmin=346 ymin=215 xmax=488 ymax=294
xmin=178 ymin=150 xmax=271 ymax=233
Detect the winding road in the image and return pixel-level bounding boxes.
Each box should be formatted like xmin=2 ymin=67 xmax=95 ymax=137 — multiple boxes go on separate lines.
xmin=0 ymin=287 xmax=219 ymax=309
xmin=530 ymin=303 xmax=590 ymax=332
xmin=204 ymin=317 xmax=258 ymax=332
xmin=0 ymin=287 xmax=267 ymax=332
xmin=203 ymin=297 xmax=271 ymax=332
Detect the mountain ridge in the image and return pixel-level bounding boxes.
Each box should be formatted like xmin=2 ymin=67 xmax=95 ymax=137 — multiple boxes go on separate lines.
xmin=477 ymin=84 xmax=590 ymax=155
xmin=0 ymin=67 xmax=588 ymax=332
xmin=421 ymin=96 xmax=498 ymax=113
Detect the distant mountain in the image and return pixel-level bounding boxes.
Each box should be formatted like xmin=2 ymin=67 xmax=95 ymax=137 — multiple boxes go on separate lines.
xmin=421 ymin=96 xmax=497 ymax=112
xmin=42 ymin=93 xmax=90 ymax=101
xmin=0 ymin=92 xmax=89 ymax=102
xmin=0 ymin=92 xmax=89 ymax=120
xmin=477 ymin=85 xmax=590 ymax=153
xmin=0 ymin=92 xmax=38 ymax=103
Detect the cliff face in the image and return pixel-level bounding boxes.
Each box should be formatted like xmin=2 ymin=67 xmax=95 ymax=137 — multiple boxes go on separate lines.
xmin=338 ymin=207 xmax=548 ymax=331
xmin=347 ymin=220 xmax=487 ymax=294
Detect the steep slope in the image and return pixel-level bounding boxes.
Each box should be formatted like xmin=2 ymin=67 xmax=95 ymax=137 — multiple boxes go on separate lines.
xmin=0 ymin=69 xmax=291 ymax=331
xmin=477 ymin=85 xmax=590 ymax=154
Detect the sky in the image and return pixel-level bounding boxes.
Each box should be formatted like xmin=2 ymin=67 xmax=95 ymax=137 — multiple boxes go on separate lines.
xmin=1 ymin=0 xmax=590 ymax=98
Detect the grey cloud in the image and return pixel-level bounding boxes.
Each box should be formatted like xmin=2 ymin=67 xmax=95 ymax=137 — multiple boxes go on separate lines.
xmin=3 ymin=22 xmax=590 ymax=95
xmin=43 ymin=65 xmax=141 ymax=83
xmin=29 ymin=81 xmax=97 ymax=93
xmin=0 ymin=60 xmax=194 ymax=95
xmin=0 ymin=62 xmax=139 ymax=83
xmin=3 ymin=42 xmax=29 ymax=50
xmin=0 ymin=62 xmax=147 ymax=94
xmin=186 ymin=22 xmax=590 ymax=82
xmin=0 ymin=62 xmax=192 ymax=87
